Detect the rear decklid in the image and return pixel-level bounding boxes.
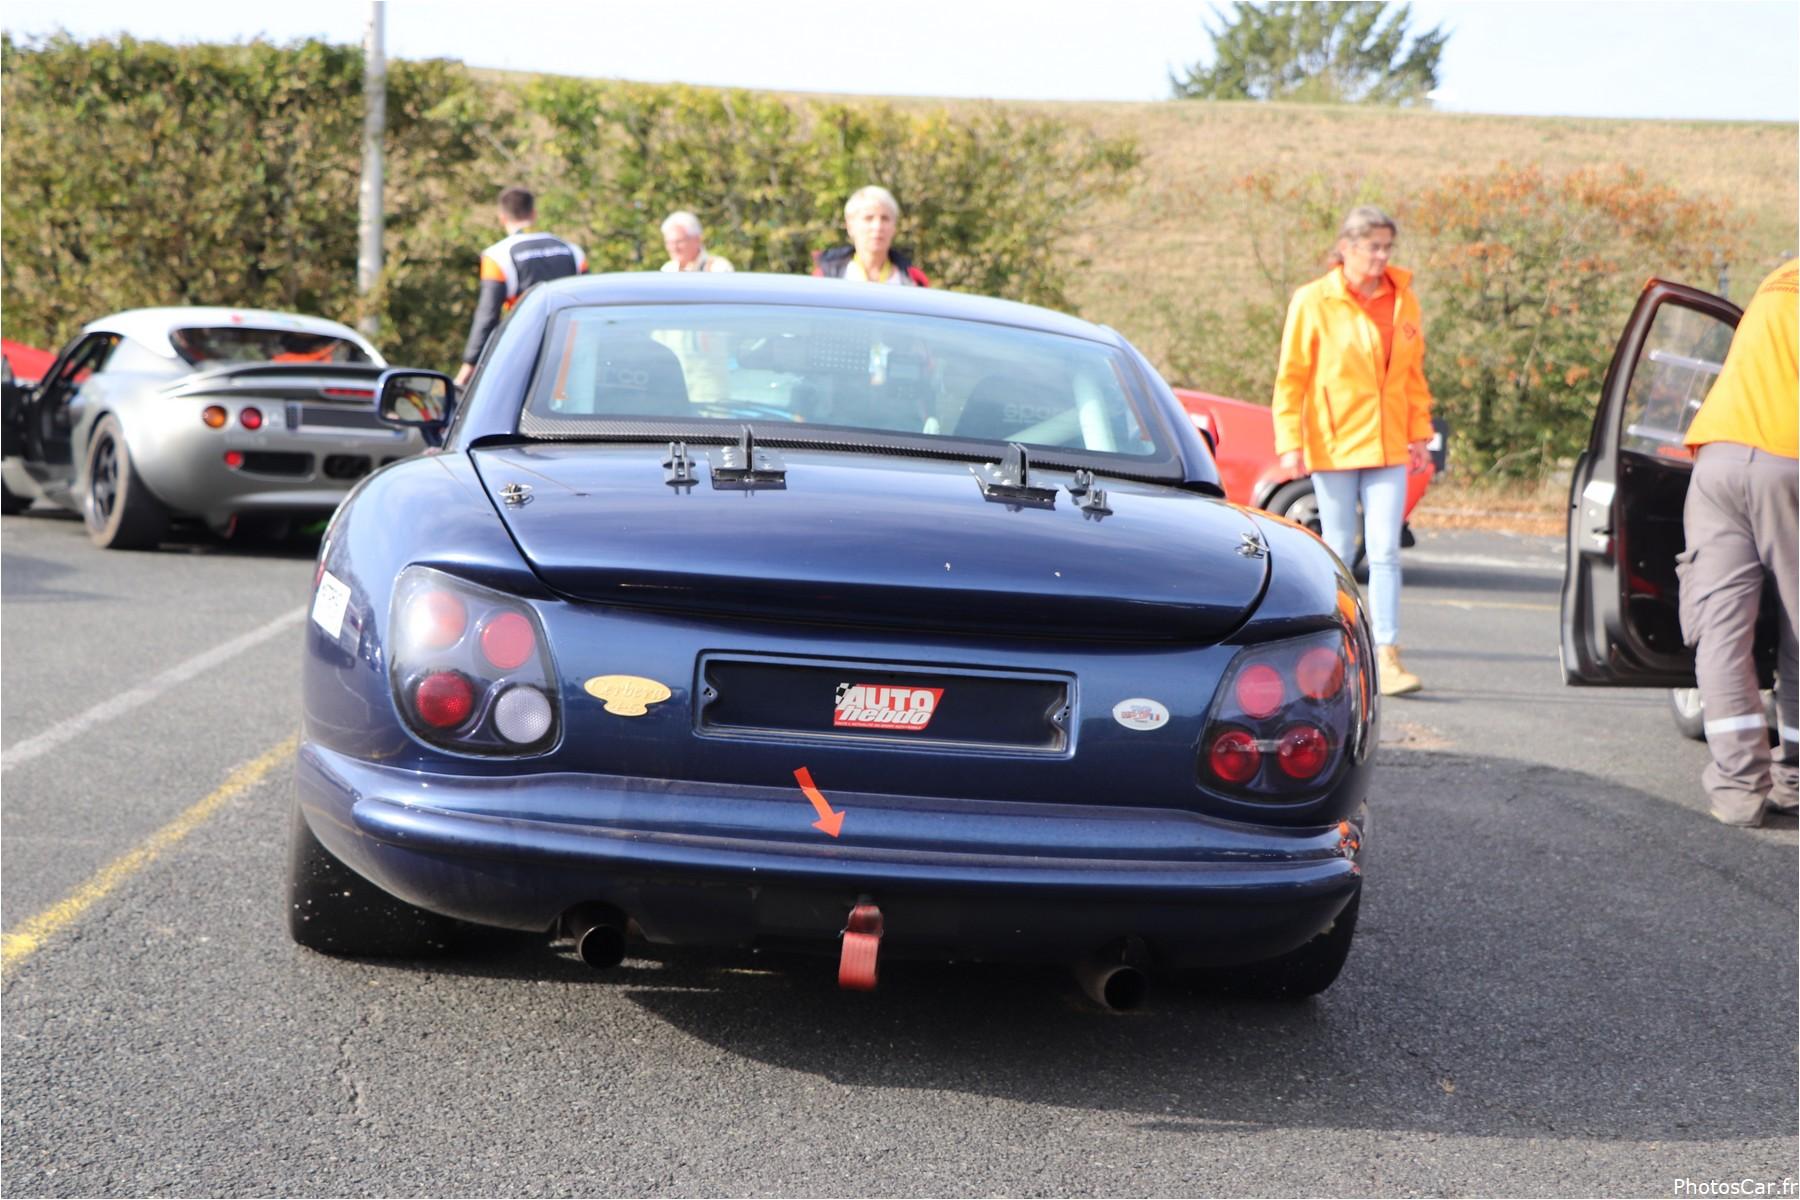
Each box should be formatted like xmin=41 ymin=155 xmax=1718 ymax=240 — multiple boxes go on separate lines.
xmin=164 ymin=363 xmax=392 ymax=432
xmin=472 ymin=443 xmax=1268 ymax=642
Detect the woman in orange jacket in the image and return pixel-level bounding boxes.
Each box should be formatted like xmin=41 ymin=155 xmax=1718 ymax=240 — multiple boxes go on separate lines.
xmin=1271 ymin=206 xmax=1434 ymax=695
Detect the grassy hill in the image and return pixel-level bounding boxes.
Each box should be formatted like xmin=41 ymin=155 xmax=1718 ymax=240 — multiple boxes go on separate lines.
xmin=1057 ymin=101 xmax=1793 ymax=382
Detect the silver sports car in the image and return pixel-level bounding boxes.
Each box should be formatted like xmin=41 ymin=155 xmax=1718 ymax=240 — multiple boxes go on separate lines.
xmin=0 ymin=307 xmax=427 ymax=548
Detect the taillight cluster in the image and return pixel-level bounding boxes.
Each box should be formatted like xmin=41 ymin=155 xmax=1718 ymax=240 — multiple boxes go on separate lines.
xmin=1200 ymin=630 xmax=1367 ymax=799
xmin=200 ymin=404 xmax=263 ymax=429
xmin=389 ymin=567 xmax=560 ymax=754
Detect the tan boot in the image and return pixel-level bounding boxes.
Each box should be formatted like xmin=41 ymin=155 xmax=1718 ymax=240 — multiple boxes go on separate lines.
xmin=1377 ymin=645 xmax=1422 ymax=696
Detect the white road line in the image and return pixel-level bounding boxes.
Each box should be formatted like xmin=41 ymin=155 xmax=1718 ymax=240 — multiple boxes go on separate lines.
xmin=1406 ymin=550 xmax=1564 ymax=574
xmin=1 ymin=607 xmax=307 ymax=772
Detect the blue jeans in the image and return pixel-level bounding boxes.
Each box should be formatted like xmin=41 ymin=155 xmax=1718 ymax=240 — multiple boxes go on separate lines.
xmin=1312 ymin=465 xmax=1407 ymax=646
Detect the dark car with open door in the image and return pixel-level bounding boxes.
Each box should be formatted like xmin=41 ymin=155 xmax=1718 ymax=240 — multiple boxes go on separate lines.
xmin=1560 ymin=279 xmax=1777 ymax=725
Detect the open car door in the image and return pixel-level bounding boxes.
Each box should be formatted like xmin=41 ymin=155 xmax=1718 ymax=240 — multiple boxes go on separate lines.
xmin=1561 ymin=280 xmax=1741 ymax=686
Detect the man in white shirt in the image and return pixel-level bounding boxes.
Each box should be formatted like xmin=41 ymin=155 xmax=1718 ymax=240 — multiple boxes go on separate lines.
xmin=660 ymin=212 xmax=734 ymax=274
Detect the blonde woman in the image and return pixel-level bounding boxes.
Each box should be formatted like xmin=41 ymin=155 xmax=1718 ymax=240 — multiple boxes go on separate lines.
xmin=1271 ymin=205 xmax=1434 ymax=696
xmin=811 ymin=186 xmax=930 ymax=286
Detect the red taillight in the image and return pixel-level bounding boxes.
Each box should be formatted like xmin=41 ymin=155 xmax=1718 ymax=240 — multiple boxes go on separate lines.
xmin=202 ymin=405 xmax=228 ymax=429
xmin=480 ymin=611 xmax=536 ymax=670
xmin=1208 ymin=729 xmax=1262 ymax=783
xmin=389 ymin=567 xmax=560 ymax=756
xmin=1276 ymin=725 xmax=1330 ymax=779
xmin=1235 ymin=664 xmax=1285 ymax=719
xmin=1296 ymin=647 xmax=1345 ymax=700
xmin=415 ymin=671 xmax=474 ymax=728
xmin=1201 ymin=631 xmax=1363 ymax=798
xmin=240 ymin=406 xmax=263 ymax=430
xmin=407 ymin=590 xmax=467 ymax=650
xmin=322 ymin=387 xmax=375 ymax=400
xmin=223 ymin=450 xmax=245 ymax=469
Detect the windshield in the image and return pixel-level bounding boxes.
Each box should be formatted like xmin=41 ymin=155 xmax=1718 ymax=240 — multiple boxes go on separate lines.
xmin=171 ymin=327 xmax=373 ymax=366
xmin=518 ymin=304 xmax=1167 ymax=460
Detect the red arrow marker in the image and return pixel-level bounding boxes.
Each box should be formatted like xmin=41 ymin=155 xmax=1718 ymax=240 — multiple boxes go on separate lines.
xmin=793 ymin=766 xmax=845 ymax=838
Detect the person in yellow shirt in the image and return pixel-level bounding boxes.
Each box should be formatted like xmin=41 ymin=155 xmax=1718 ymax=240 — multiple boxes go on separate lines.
xmin=1272 ymin=206 xmax=1434 ymax=696
xmin=1679 ymin=258 xmax=1799 ymax=826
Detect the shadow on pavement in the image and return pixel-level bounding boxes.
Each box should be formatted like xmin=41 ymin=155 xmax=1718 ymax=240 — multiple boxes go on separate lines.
xmin=1404 ymin=559 xmax=1561 ymax=596
xmin=374 ymin=749 xmax=1797 ymax=1144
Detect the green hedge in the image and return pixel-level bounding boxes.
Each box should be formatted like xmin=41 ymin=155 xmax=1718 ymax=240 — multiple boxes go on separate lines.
xmin=2 ymin=35 xmax=1138 ymax=369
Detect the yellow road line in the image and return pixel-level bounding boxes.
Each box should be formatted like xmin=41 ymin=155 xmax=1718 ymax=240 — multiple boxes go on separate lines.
xmin=1420 ymin=598 xmax=1557 ymax=613
xmin=1 ymin=733 xmax=298 ymax=974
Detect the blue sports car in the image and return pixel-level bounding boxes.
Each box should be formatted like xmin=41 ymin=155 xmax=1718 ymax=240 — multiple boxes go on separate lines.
xmin=291 ymin=273 xmax=1374 ymax=1007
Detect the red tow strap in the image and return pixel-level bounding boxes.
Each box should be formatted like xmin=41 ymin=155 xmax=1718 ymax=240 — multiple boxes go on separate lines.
xmin=838 ymin=902 xmax=884 ymax=991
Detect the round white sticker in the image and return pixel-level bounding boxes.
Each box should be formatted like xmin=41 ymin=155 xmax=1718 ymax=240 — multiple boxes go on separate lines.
xmin=1111 ymin=698 xmax=1170 ymax=731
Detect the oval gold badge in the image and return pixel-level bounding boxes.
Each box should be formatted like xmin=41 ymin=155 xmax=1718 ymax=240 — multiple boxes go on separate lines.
xmin=583 ymin=674 xmax=673 ymax=717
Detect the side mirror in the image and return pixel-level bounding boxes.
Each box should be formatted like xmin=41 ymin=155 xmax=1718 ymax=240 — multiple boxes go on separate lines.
xmin=1189 ymin=410 xmax=1221 ymax=456
xmin=376 ymin=369 xmax=455 ymax=447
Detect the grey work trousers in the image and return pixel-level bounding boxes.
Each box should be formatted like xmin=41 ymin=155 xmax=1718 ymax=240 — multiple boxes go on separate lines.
xmin=1677 ymin=441 xmax=1799 ymax=821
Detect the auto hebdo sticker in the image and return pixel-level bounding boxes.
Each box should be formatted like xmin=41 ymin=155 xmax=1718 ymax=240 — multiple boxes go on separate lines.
xmin=833 ymin=683 xmax=943 ymax=732
xmin=1112 ymin=697 xmax=1170 ymax=731
xmin=584 ymin=674 xmax=672 ymax=717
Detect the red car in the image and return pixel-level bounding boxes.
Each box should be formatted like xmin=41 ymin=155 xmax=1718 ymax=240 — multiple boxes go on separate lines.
xmin=1174 ymin=387 xmax=1440 ymax=562
xmin=2 ymin=339 xmax=53 ymax=384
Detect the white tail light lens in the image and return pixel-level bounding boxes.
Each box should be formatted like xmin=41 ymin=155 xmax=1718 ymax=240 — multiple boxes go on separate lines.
xmin=494 ymin=685 xmax=554 ymax=744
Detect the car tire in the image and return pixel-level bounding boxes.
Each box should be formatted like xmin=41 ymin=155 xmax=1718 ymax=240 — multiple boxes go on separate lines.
xmin=1226 ymin=889 xmax=1361 ymax=1000
xmin=286 ymin=804 xmax=465 ymax=957
xmin=1669 ymin=687 xmax=1707 ymax=741
xmin=0 ymin=479 xmax=27 ymax=516
xmin=83 ymin=415 xmax=169 ymax=549
xmin=1267 ymin=478 xmax=1367 ymax=574
xmin=1669 ymin=686 xmax=1781 ymax=745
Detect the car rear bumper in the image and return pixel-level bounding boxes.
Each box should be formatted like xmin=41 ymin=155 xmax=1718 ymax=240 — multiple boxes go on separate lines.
xmin=127 ymin=409 xmax=419 ymax=520
xmin=296 ymin=743 xmax=1365 ymax=968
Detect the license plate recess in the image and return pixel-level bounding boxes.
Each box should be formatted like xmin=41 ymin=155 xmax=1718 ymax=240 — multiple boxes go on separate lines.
xmin=697 ymin=655 xmax=1072 ymax=752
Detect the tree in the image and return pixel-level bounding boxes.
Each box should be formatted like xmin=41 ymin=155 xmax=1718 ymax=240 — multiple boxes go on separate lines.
xmin=1171 ymin=2 xmax=1447 ymax=105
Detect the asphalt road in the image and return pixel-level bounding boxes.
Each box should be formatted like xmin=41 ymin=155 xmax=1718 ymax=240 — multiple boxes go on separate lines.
xmin=3 ymin=506 xmax=1794 ymax=1198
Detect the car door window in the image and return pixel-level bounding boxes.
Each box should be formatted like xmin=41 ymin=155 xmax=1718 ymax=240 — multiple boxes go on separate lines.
xmin=40 ymin=334 xmax=122 ymax=416
xmin=1619 ymin=304 xmax=1736 ymax=462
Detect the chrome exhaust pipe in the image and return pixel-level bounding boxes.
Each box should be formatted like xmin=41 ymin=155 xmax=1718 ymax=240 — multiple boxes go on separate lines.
xmin=564 ymin=905 xmax=628 ymax=969
xmin=1073 ymin=954 xmax=1149 ymax=1012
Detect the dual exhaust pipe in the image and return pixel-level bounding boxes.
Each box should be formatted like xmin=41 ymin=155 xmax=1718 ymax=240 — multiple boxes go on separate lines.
xmin=561 ymin=901 xmax=1149 ymax=1013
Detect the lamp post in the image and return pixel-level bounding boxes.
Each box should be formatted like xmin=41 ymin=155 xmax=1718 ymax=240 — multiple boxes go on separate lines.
xmin=356 ymin=1 xmax=386 ymax=340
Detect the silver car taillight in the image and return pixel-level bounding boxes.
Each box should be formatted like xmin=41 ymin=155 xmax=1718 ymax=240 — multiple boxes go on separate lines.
xmin=1199 ymin=629 xmax=1369 ymax=799
xmin=389 ymin=566 xmax=560 ymax=754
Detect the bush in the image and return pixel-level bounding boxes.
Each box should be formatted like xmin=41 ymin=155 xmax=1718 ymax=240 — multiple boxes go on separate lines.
xmin=1 ymin=34 xmax=492 ymax=366
xmin=3 ymin=37 xmax=1139 ymax=368
xmin=522 ymin=80 xmax=1140 ymax=311
xmin=1160 ymin=162 xmax=1741 ymax=477
xmin=1403 ymin=164 xmax=1738 ymax=475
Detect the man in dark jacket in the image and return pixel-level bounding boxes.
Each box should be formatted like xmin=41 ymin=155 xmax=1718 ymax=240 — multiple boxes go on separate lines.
xmin=811 ymin=186 xmax=930 ymax=287
xmin=455 ymin=187 xmax=586 ymax=388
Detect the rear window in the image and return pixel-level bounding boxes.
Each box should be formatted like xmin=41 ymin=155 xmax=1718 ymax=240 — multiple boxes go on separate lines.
xmin=518 ymin=304 xmax=1167 ymax=460
xmin=171 ymin=327 xmax=372 ymax=366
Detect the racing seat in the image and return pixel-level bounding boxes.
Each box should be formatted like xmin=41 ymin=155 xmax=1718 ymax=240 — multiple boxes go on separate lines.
xmin=558 ymin=336 xmax=691 ymax=417
xmin=953 ymin=372 xmax=1076 ymax=442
